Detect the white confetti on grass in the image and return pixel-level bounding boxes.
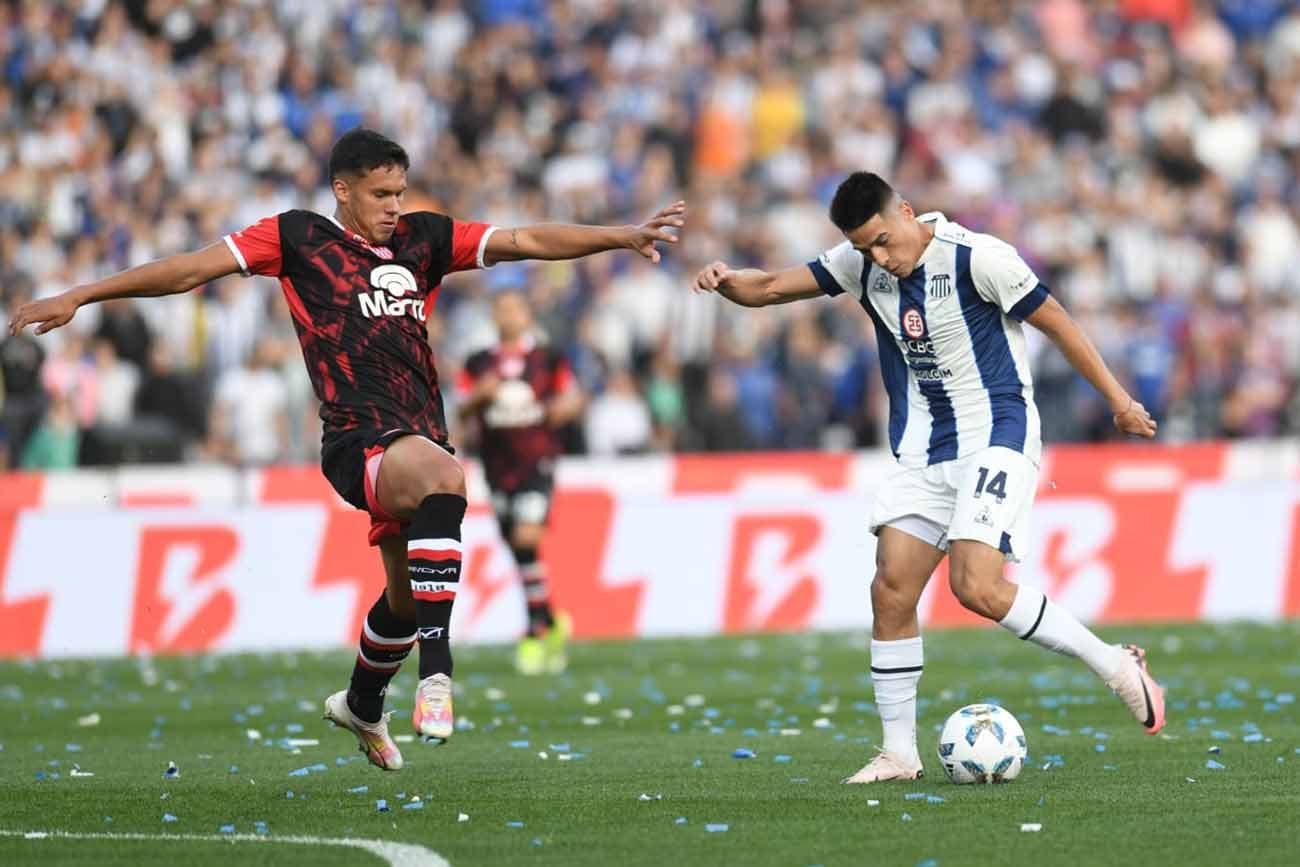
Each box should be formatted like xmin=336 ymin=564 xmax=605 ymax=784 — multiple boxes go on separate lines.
xmin=2 ymin=830 xmax=448 ymax=867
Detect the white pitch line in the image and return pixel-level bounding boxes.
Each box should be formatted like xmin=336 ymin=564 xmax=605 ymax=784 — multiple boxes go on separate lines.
xmin=0 ymin=829 xmax=450 ymax=867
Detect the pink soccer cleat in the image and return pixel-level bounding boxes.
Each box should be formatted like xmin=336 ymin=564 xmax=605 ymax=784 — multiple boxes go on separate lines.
xmin=412 ymin=673 xmax=454 ymax=741
xmin=843 ymin=749 xmax=924 ymax=784
xmin=323 ymin=690 xmax=403 ymax=771
xmin=1104 ymin=644 xmax=1166 ymax=734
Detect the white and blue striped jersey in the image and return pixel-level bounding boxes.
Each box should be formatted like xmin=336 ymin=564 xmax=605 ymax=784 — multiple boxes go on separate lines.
xmin=808 ymin=212 xmax=1048 ymax=468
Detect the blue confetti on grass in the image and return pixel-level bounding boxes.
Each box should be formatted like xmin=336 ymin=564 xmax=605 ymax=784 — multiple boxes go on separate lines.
xmin=286 ymin=791 xmax=294 ymax=799
xmin=376 ymin=800 xmax=388 ymax=812
xmin=162 ymin=814 xmax=178 ymax=823
xmin=285 ymin=723 xmax=303 ymax=734
xmin=229 ymin=765 xmax=239 ymax=774
xmin=926 ymin=796 xmax=945 ymax=804
xmin=34 ymin=771 xmax=45 ymax=781
xmin=402 ymin=801 xmax=425 ymax=810
xmin=506 ymin=821 xmax=525 ymax=828
xmin=254 ymin=821 xmax=268 ymax=835
xmin=509 ymin=740 xmax=530 ymax=748
xmin=705 ymin=823 xmax=729 ymax=833
xmin=901 ymin=813 xmax=913 ymax=822
xmin=904 ymin=793 xmax=927 ymax=801
xmin=219 ymin=824 xmax=235 ymax=834
xmin=774 ymin=755 xmax=792 ymax=763
xmin=675 ymin=817 xmax=688 ymax=825
xmin=1243 ymin=733 xmax=1264 ymax=743
xmin=288 ymin=768 xmax=309 ymax=777
xmin=917 ymin=860 xmax=938 ymax=867
xmin=1206 ymin=759 xmax=1225 ymax=770
xmin=348 ymin=785 xmax=369 ymax=794
xmin=1095 ymin=744 xmax=1107 ymax=753
xmin=65 ymin=744 xmax=82 ymax=753
xmin=732 ymin=748 xmax=756 ymax=759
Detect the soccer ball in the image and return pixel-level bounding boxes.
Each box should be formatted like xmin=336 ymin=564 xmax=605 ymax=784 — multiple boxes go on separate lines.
xmin=936 ymin=703 xmax=1027 ymax=784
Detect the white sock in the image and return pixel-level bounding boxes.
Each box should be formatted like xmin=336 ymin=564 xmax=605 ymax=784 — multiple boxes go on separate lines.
xmin=870 ymin=637 xmax=923 ymax=766
xmin=999 ymin=585 xmax=1125 ymax=680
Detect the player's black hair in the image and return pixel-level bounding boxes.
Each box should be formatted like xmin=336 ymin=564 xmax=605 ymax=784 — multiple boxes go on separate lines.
xmin=829 ymin=172 xmax=896 ymax=232
xmin=328 ymin=128 xmax=410 ymax=180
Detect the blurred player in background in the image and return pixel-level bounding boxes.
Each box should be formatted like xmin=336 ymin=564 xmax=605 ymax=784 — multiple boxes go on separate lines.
xmin=458 ymin=291 xmax=583 ymax=675
xmin=694 ymin=171 xmax=1163 ymax=784
xmin=10 ymin=128 xmax=684 ymax=772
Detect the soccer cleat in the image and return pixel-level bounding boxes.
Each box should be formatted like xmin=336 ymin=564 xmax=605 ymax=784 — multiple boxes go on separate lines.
xmin=515 ymin=636 xmax=547 ymax=676
xmin=323 ymin=690 xmax=403 ymax=771
xmin=544 ymin=610 xmax=572 ymax=674
xmin=842 ymin=749 xmax=924 ymax=784
xmin=1104 ymin=644 xmax=1166 ymax=734
xmin=412 ymin=673 xmax=454 ymax=740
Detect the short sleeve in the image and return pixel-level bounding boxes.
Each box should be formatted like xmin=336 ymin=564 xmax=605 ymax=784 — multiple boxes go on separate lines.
xmin=970 ymin=241 xmax=1047 ymax=321
xmin=449 ymin=220 xmax=496 ymax=272
xmin=551 ymin=355 xmax=576 ymax=394
xmin=224 ymin=215 xmax=283 ymax=277
xmin=807 ymin=241 xmax=864 ymax=299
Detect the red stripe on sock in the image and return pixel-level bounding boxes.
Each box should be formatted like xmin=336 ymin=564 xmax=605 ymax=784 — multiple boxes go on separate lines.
xmin=412 ymin=589 xmax=457 ymax=602
xmin=361 ymin=632 xmax=415 ymax=652
xmin=408 ymin=548 xmax=462 ymax=562
xmin=355 ymin=653 xmax=399 ymax=673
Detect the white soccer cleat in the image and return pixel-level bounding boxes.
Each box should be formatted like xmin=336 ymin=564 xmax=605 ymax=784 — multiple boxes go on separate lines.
xmin=412 ymin=673 xmax=454 ymax=741
xmin=842 ymin=749 xmax=924 ymax=784
xmin=323 ymin=690 xmax=403 ymax=771
xmin=1104 ymin=644 xmax=1166 ymax=735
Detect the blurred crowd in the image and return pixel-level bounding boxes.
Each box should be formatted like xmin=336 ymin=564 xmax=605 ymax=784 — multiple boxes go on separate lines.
xmin=2 ymin=0 xmax=1299 ymax=470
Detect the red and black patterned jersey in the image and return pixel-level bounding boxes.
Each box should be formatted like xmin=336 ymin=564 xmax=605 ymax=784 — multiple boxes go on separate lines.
xmin=459 ymin=337 xmax=575 ymax=490
xmin=224 ymin=209 xmax=493 ymax=441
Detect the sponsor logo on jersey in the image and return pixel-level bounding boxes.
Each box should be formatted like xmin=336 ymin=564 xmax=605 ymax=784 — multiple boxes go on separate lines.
xmin=929 ymin=273 xmax=951 ymax=298
xmin=359 ymin=263 xmax=425 ymax=320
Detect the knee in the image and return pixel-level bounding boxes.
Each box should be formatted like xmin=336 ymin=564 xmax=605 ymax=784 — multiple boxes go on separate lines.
xmin=510 ymin=522 xmax=543 ymax=551
xmin=871 ymin=560 xmax=916 ymax=615
xmin=400 ymin=460 xmax=465 ymax=511
xmin=948 ymin=563 xmax=999 ymax=619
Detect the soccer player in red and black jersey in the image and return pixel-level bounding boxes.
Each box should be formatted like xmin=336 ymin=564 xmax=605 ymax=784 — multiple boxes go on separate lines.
xmin=9 ymin=128 xmax=685 ymax=771
xmin=458 ymin=291 xmax=583 ymax=676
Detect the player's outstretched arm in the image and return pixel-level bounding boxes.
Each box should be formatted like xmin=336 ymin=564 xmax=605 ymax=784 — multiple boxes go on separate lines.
xmin=8 ymin=241 xmax=241 ymax=336
xmin=484 ymin=201 xmax=685 ymax=266
xmin=1025 ymin=295 xmax=1157 ymax=438
xmin=693 ymin=261 xmax=823 ymax=308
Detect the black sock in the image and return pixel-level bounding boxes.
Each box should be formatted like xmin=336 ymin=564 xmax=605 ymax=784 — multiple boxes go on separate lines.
xmin=514 ymin=544 xmax=555 ymax=637
xmin=347 ymin=592 xmax=416 ymax=723
xmin=407 ymin=493 xmax=466 ymax=679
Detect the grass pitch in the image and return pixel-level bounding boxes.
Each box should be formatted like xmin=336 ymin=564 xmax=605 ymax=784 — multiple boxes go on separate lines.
xmin=1 ymin=622 xmax=1298 ymax=866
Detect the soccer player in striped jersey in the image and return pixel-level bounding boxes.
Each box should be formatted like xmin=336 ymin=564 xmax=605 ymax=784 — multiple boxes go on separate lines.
xmin=10 ymin=128 xmax=684 ymax=771
xmin=693 ymin=172 xmax=1165 ymax=784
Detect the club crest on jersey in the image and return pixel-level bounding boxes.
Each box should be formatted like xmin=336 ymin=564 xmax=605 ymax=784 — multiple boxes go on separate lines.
xmin=903 ymin=308 xmax=926 ymax=338
xmin=872 ymin=271 xmax=893 ymax=294
xmin=360 ymin=263 xmax=425 ymax=320
xmin=928 ymin=273 xmax=951 ymax=298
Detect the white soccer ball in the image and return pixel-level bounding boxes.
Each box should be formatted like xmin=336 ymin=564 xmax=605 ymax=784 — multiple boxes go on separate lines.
xmin=936 ymin=703 xmax=1027 ymax=784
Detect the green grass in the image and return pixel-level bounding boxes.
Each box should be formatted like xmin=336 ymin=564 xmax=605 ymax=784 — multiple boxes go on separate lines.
xmin=1 ymin=623 xmax=1298 ymax=866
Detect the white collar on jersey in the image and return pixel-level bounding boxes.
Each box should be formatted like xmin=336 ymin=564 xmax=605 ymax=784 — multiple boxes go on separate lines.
xmin=917 ymin=211 xmax=972 ymax=248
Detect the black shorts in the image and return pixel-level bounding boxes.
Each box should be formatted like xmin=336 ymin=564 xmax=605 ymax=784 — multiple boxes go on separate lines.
xmin=489 ymin=463 xmax=555 ymax=531
xmin=320 ymin=428 xmax=455 ymax=545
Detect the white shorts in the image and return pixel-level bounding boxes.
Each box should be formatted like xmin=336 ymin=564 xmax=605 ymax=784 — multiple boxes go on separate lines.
xmin=869 ymin=446 xmax=1038 ymax=562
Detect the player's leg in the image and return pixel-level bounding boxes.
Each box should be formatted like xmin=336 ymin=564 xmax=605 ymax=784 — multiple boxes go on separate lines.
xmin=845 ymin=523 xmax=946 ymax=783
xmin=374 ymin=434 xmax=467 ymax=739
xmin=508 ymin=469 xmax=569 ymax=674
xmin=323 ymin=536 xmax=415 ymax=770
xmin=947 ymin=447 xmax=1165 ymax=733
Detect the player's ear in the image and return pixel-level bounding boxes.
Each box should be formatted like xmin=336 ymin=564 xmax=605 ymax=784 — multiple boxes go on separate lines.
xmin=332 ymin=176 xmax=350 ymax=204
xmin=896 ymin=198 xmax=914 ymax=221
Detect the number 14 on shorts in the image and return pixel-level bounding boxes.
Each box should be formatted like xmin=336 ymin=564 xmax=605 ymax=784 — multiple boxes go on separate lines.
xmin=973 ymin=466 xmax=1008 ymax=503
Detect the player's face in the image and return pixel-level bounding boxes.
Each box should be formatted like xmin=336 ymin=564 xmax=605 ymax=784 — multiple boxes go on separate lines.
xmin=845 ymin=199 xmax=924 ymax=278
xmin=334 ymin=164 xmax=406 ymax=244
xmin=493 ymin=292 xmax=532 ymax=341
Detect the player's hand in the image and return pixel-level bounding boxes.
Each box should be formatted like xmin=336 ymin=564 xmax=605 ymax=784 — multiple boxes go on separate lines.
xmin=694 ymin=261 xmax=733 ymax=293
xmin=626 ymin=201 xmax=685 ymax=263
xmin=8 ymin=291 xmax=80 ymax=336
xmin=1112 ymin=398 xmax=1157 ymax=438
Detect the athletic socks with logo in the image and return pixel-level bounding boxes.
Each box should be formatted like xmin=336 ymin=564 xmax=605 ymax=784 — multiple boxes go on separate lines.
xmin=870 ymin=637 xmax=923 ymax=767
xmin=407 ymin=493 xmax=467 ymax=679
xmin=998 ymin=584 xmax=1125 ymax=680
xmin=514 ymin=545 xmax=555 ymax=637
xmin=347 ymin=593 xmax=416 ymax=723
